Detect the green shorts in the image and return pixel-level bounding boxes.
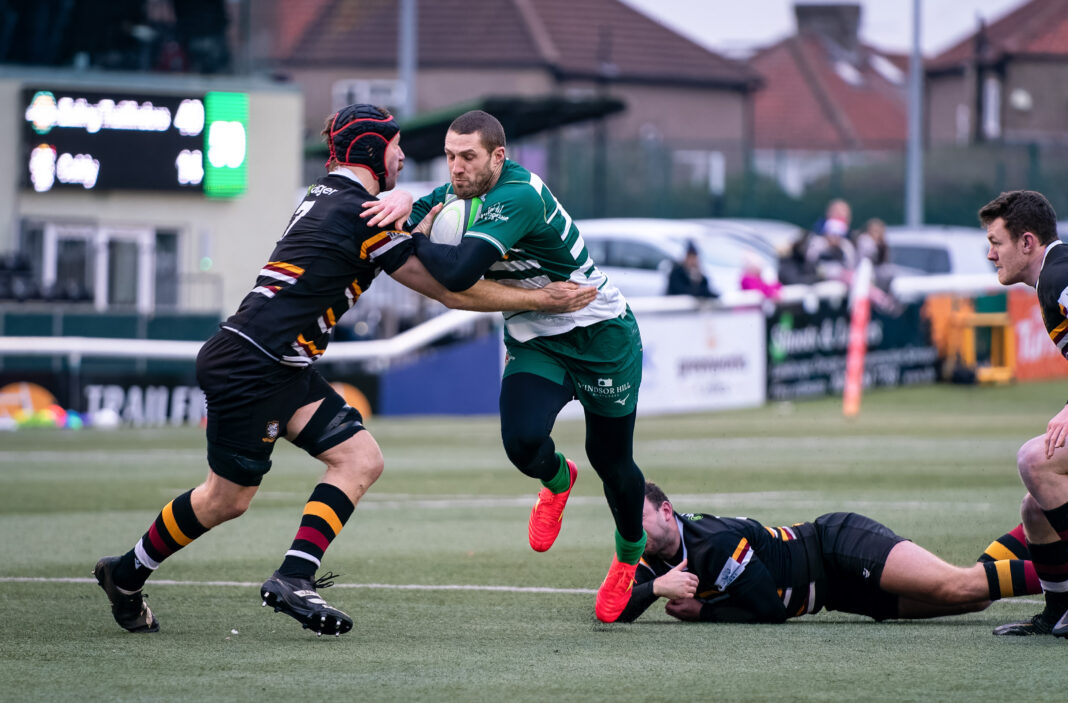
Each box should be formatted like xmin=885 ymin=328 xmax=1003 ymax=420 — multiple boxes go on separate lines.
xmin=503 ymin=307 xmax=643 ymax=418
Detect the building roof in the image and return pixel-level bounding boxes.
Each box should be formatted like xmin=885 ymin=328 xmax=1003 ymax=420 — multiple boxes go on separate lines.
xmin=274 ymin=0 xmax=759 ymax=89
xmin=928 ymin=0 xmax=1068 ymax=72
xmin=750 ymin=34 xmax=908 ymax=151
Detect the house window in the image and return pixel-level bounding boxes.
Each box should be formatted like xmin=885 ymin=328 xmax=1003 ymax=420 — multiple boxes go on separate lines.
xmin=955 ymin=104 xmax=971 ymax=145
xmin=982 ymin=76 xmax=1002 ymax=140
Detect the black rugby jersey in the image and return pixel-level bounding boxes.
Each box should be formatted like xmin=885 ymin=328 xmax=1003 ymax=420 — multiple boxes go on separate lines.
xmin=619 ymin=512 xmax=826 ymax=623
xmin=1037 ymin=240 xmax=1068 ymax=360
xmin=222 ymin=173 xmax=412 ymax=366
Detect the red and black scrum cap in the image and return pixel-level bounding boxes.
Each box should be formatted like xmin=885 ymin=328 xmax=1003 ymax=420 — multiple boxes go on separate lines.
xmin=328 ymin=104 xmax=400 ymax=190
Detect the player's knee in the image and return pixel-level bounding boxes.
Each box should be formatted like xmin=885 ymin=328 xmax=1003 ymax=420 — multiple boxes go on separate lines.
xmin=1021 ymin=492 xmax=1045 ymax=526
xmin=501 ymin=429 xmax=544 ymax=470
xmin=322 ymin=436 xmax=384 ymax=489
xmin=1016 ymin=437 xmax=1047 ymax=482
xmin=293 ymin=396 xmax=366 ymax=458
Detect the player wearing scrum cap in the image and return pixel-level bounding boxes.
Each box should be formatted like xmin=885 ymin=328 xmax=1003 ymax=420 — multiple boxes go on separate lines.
xmin=365 ymin=109 xmax=649 ymax=623
xmin=93 ymin=104 xmax=595 ymax=637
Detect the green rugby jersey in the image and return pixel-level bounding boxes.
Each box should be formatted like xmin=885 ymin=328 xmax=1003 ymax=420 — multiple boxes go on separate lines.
xmin=409 ymin=160 xmax=626 ymax=342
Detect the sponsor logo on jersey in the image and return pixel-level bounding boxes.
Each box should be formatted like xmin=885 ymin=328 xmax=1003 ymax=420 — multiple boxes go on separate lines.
xmin=577 ymin=380 xmax=632 ymax=397
xmin=308 ymin=184 xmax=338 ymax=196
xmin=262 ymin=420 xmax=280 ymax=443
xmin=714 ymin=538 xmax=753 ymax=590
xmin=479 ymin=202 xmax=509 ymax=223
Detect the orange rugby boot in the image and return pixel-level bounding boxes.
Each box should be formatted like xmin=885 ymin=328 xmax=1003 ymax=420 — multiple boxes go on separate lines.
xmin=595 ymin=555 xmax=638 ymax=623
xmin=527 ymin=459 xmax=577 ymax=552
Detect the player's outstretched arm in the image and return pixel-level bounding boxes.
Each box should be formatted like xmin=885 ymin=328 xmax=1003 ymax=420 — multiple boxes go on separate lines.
xmin=390 ymin=255 xmax=595 ymax=314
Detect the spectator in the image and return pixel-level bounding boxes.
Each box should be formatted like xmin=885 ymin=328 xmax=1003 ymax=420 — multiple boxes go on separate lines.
xmin=806 ymin=199 xmax=857 ymax=281
xmin=855 ymin=217 xmax=897 ymax=300
xmin=666 ymin=242 xmax=718 ymax=298
xmin=777 ymin=229 xmax=819 ymax=285
xmin=855 ymin=217 xmax=889 ymax=266
xmin=740 ymin=254 xmax=782 ymax=300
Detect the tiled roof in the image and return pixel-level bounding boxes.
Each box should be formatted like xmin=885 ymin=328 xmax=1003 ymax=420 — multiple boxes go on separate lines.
xmin=929 ymin=0 xmax=1068 ymax=71
xmin=276 ymin=0 xmax=758 ymax=88
xmin=751 ymin=35 xmax=907 ymax=151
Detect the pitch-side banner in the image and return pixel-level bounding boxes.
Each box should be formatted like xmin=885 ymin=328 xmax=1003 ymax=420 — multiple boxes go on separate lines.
xmin=560 ymin=306 xmax=766 ymax=418
xmin=766 ymin=299 xmax=938 ymax=401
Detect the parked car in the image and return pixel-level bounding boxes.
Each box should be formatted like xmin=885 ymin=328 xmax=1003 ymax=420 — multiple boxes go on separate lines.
xmin=576 ymin=218 xmax=778 ymax=298
xmin=882 ymin=225 xmax=994 ymax=276
xmin=689 ymin=217 xmax=804 ymax=255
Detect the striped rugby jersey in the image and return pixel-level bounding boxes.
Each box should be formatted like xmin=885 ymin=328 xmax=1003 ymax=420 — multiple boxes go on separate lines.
xmin=409 ymin=160 xmax=626 ymax=342
xmin=619 ymin=512 xmax=826 ymax=623
xmin=222 ymin=171 xmax=412 ymax=366
xmin=1037 ymin=239 xmax=1068 ymax=360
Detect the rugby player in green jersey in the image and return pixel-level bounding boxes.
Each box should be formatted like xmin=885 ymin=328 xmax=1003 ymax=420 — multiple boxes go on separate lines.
xmin=366 ymin=110 xmax=647 ymax=622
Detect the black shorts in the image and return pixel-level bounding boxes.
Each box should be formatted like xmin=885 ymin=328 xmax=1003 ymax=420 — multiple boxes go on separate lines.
xmin=196 ymin=330 xmax=338 ymax=482
xmin=814 ymin=512 xmax=908 ymax=621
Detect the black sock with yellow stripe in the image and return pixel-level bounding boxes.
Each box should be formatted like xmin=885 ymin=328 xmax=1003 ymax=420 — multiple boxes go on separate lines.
xmin=983 ymin=559 xmax=1041 ymax=599
xmin=278 ymin=483 xmax=355 ymax=581
xmin=977 ymin=523 xmax=1030 ymax=563
xmin=1034 ymin=501 xmax=1068 ymax=615
xmin=113 ymin=489 xmax=209 ymax=592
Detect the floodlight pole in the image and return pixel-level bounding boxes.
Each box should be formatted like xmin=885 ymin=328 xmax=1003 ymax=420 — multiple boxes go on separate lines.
xmin=905 ymin=0 xmax=925 ymax=226
xmin=398 ymin=0 xmax=417 ymax=120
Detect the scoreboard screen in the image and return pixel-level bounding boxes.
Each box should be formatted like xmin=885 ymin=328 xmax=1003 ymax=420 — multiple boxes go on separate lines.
xmin=21 ymin=87 xmax=248 ymax=198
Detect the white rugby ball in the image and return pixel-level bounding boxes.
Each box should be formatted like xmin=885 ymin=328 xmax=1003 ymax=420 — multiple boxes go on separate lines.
xmin=429 ymin=195 xmax=482 ymax=245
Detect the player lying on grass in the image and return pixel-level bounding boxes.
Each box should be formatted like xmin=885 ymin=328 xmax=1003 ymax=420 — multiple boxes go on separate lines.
xmin=616 ymin=482 xmax=1042 ymax=625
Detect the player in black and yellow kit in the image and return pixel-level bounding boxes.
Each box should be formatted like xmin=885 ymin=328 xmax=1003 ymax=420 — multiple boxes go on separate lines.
xmin=93 ymin=104 xmax=595 ymax=636
xmin=618 ymin=483 xmax=1041 ymax=624
xmin=980 ymin=190 xmax=1068 ymax=638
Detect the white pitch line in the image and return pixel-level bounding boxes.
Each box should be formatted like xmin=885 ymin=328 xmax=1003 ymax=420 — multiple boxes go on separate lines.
xmin=0 ymin=577 xmax=1043 ymax=606
xmin=0 ymin=576 xmax=596 ymax=595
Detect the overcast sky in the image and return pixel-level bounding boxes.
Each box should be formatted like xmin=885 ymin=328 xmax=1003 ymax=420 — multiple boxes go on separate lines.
xmin=620 ymin=0 xmax=1026 ymax=57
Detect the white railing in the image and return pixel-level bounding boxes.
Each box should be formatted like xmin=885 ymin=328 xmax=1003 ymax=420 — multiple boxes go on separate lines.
xmin=0 ymin=274 xmax=1007 ymax=364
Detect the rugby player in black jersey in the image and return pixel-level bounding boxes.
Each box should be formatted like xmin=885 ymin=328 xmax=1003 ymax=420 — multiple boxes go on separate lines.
xmin=979 ymin=190 xmax=1068 ymax=638
xmin=93 ymin=104 xmax=596 ymax=637
xmin=617 ymin=483 xmax=1041 ymax=624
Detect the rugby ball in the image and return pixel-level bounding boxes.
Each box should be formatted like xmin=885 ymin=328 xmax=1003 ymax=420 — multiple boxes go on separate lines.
xmin=429 ymin=195 xmax=482 ymax=245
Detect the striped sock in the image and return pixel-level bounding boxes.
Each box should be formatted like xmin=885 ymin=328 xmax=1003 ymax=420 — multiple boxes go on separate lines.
xmin=977 ymin=523 xmax=1030 ymax=563
xmin=1029 ymin=539 xmax=1068 ymax=615
xmin=115 ymin=489 xmax=209 ymax=591
xmin=279 ymin=483 xmax=355 ymax=580
xmin=1035 ymin=501 xmax=1068 ymax=614
xmin=983 ymin=559 xmax=1042 ymax=599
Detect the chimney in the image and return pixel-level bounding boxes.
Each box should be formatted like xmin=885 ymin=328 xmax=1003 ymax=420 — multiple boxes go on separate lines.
xmin=795 ymin=3 xmax=861 ymax=53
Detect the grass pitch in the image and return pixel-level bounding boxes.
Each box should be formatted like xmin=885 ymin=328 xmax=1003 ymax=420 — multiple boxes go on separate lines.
xmin=2 ymin=382 xmax=1068 ymax=701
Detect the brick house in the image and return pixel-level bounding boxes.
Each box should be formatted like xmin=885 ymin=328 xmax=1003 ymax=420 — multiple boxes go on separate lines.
xmin=926 ymin=0 xmax=1068 ymax=146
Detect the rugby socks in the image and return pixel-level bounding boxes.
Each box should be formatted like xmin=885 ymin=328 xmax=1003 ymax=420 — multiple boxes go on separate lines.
xmin=982 ymin=559 xmax=1041 ymax=599
xmin=977 ymin=523 xmax=1030 ymax=563
xmin=113 ymin=489 xmax=210 ymax=592
xmin=1033 ymin=501 xmax=1068 ymax=615
xmin=615 ymin=530 xmax=647 ymax=565
xmin=279 ymin=483 xmax=355 ymax=580
xmin=541 ymin=453 xmax=572 ymax=494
